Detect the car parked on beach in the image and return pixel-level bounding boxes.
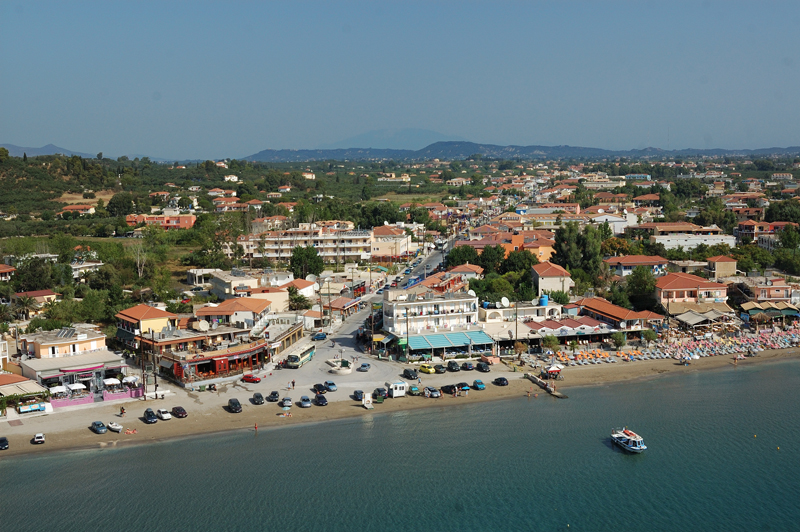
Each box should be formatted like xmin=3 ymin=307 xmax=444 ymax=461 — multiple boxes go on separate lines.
xmin=157 ymin=408 xmax=172 ymax=420
xmin=324 ymin=381 xmax=337 ymax=392
xmin=493 ymin=377 xmax=509 ymax=386
xmin=252 ymin=393 xmax=265 ymax=405
xmin=353 ymin=390 xmax=364 ymax=401
xmin=457 ymin=382 xmax=471 ymax=392
xmin=434 ymin=364 xmax=447 ymax=374
xmin=315 ymin=394 xmax=328 ymax=406
xmin=424 ymin=387 xmax=441 ymax=398
xmin=447 ymin=361 xmax=461 ymax=372
xmin=473 ymin=380 xmax=486 ymax=390
xmin=373 ymin=387 xmax=388 ymax=399
xmin=0 ymin=436 xmax=8 ymax=450
xmin=441 ymin=384 xmax=457 ymax=395
xmin=267 ymin=391 xmax=280 ymax=402
xmin=242 ymin=374 xmax=261 ymax=384
xmin=403 ymin=368 xmax=418 ymax=380
xmin=419 ymin=364 xmax=436 ymax=374
xmin=33 ymin=433 xmax=45 ymax=444
xmin=228 ymin=398 xmax=243 ymax=413
xmin=313 ymin=383 xmax=327 ymax=394
xmin=90 ymin=421 xmax=107 ymax=434
xmin=281 ymin=397 xmax=292 ymax=407
xmin=299 ymin=396 xmax=312 ymax=408
xmin=143 ymin=408 xmax=158 ymax=424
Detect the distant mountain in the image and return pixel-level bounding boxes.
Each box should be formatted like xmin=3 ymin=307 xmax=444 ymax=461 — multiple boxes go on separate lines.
xmin=1 ymin=143 xmax=95 ymax=158
xmin=317 ymin=128 xmax=467 ymax=150
xmin=244 ymin=141 xmax=800 ymax=162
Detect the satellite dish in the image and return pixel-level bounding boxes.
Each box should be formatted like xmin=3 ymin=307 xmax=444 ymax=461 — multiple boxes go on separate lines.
xmin=198 ymin=320 xmax=209 ymax=332
xmin=305 ymin=274 xmax=317 ymax=283
xmin=501 ymin=297 xmax=510 ymax=308
xmin=467 ymin=290 xmax=476 ymax=297
xmin=384 ymin=221 xmax=389 ymax=225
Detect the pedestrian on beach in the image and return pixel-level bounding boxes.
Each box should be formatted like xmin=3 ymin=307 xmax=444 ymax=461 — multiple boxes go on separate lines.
xmin=292 ymin=379 xmax=296 ymax=390
xmin=417 ymin=377 xmax=421 ymax=384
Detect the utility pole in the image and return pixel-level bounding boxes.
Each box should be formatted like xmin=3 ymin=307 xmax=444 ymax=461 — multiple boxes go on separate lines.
xmin=405 ymin=303 xmax=410 ymax=360
xmin=139 ymin=329 xmax=146 ymax=396
xmin=152 ymin=330 xmax=157 ymax=396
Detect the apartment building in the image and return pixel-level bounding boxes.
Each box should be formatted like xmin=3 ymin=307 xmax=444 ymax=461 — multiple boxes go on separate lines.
xmin=20 ymin=325 xmax=106 ymax=359
xmin=227 ymin=223 xmax=372 ymax=264
xmin=125 ymin=214 xmax=196 ymax=230
xmin=382 ymin=291 xmax=479 ymax=336
xmin=604 ymin=255 xmax=668 ymax=277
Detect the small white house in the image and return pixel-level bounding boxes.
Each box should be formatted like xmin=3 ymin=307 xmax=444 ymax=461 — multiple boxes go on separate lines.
xmin=385 ymin=381 xmax=407 ymax=398
xmin=224 ymin=175 xmax=239 ymax=182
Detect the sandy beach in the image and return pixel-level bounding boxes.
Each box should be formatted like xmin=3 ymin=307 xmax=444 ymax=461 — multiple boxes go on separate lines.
xmin=2 ymin=347 xmax=799 ymax=458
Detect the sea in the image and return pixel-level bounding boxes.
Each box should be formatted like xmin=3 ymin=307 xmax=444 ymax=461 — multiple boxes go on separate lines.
xmin=3 ymin=360 xmax=799 ymax=532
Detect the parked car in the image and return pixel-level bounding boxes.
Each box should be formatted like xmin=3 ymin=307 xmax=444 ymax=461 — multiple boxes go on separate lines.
xmin=408 ymin=385 xmax=422 ymax=396
xmin=457 ymin=382 xmax=471 ymax=391
xmin=434 ymin=364 xmax=447 ymax=374
xmin=447 ymin=361 xmax=461 ymax=372
xmin=424 ymin=387 xmax=441 ymax=398
xmin=419 ymin=364 xmax=436 ymax=374
xmin=441 ymin=384 xmax=457 ymax=395
xmin=191 ymin=286 xmax=204 ymax=292
xmin=172 ymin=406 xmax=188 ymax=418
xmin=228 ymin=398 xmax=243 ymax=413
xmin=90 ymin=421 xmax=107 ymax=434
xmin=312 ymin=332 xmax=327 ymax=341
xmin=156 ymin=408 xmax=172 ymax=420
xmin=473 ymin=379 xmax=486 ymax=390
xmin=493 ymin=377 xmax=509 ymax=386
xmin=33 ymin=433 xmax=46 ymax=444
xmin=313 ymin=384 xmax=327 ymax=394
xmin=267 ymin=391 xmax=280 ymax=402
xmin=252 ymin=393 xmax=265 ymax=405
xmin=143 ymin=408 xmax=158 ymax=424
xmin=404 ymin=268 xmax=412 ymax=274
xmin=373 ymin=387 xmax=388 ymax=399
xmin=353 ymin=390 xmax=364 ymax=401
xmin=315 ymin=394 xmax=328 ymax=406
xmin=403 ymin=368 xmax=418 ymax=380
xmin=299 ymin=396 xmax=312 ymax=408
xmin=281 ymin=397 xmax=292 ymax=407
xmin=242 ymin=374 xmax=261 ymax=383
xmin=358 ymin=363 xmax=371 ymax=372
xmin=0 ymin=436 xmax=9 ymax=450
xmin=476 ymin=362 xmax=491 ymax=373
xmin=461 ymin=362 xmax=474 ymax=371
xmin=390 ymin=282 xmax=398 ymax=287
xmin=324 ymin=380 xmax=337 ymax=392
xmin=376 ymin=288 xmax=384 ymax=294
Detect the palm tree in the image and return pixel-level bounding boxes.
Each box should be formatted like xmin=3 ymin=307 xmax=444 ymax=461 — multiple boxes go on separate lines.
xmin=14 ymin=295 xmax=38 ymax=320
xmin=0 ymin=303 xmax=12 ymax=323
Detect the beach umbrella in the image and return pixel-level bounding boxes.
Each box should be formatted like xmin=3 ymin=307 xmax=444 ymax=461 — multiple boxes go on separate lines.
xmin=122 ymin=376 xmax=139 ymax=383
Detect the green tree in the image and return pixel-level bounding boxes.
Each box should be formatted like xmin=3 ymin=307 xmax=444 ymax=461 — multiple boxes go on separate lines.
xmin=642 ymin=329 xmax=657 ymax=346
xmin=542 ymin=335 xmax=560 ymax=351
xmin=478 ymin=244 xmax=506 ymax=274
xmin=625 ymin=265 xmax=657 ymax=311
xmin=543 ymin=290 xmax=569 ymax=305
xmin=107 ymin=192 xmax=135 ymax=217
xmin=500 ymin=249 xmax=538 ymax=274
xmin=15 ymin=258 xmax=55 ymax=292
xmin=611 ymin=331 xmax=627 ymax=350
xmin=446 ymin=245 xmax=480 ymax=268
xmin=289 ymin=246 xmax=323 ymax=279
xmin=778 ymin=225 xmax=800 ymax=251
xmin=552 ymin=222 xmax=582 ymax=271
xmin=14 ymin=295 xmax=38 ymax=320
xmin=287 ymin=286 xmax=313 ymax=311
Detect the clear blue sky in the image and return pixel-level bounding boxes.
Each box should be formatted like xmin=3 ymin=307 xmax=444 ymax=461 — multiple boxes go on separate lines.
xmin=2 ymin=1 xmax=799 ymax=159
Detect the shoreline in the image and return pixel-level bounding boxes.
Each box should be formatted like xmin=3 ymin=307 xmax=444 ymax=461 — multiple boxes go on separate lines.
xmin=3 ymin=347 xmax=799 ymax=459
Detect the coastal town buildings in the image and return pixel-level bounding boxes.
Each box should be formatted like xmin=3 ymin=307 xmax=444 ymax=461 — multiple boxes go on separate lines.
xmin=532 ymin=262 xmax=574 ymax=297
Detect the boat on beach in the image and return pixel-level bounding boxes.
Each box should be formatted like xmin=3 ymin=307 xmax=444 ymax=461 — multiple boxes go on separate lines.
xmin=611 ymin=427 xmax=647 ymax=453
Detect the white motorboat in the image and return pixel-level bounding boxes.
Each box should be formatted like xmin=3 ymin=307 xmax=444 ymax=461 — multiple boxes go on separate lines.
xmin=108 ymin=422 xmax=123 ymax=433
xmin=611 ymin=427 xmax=647 ymax=453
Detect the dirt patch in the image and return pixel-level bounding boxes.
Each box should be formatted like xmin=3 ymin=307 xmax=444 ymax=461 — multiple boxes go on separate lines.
xmin=57 ymin=190 xmax=116 ymax=205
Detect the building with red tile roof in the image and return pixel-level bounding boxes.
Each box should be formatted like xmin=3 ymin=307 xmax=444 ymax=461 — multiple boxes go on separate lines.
xmin=604 ymin=255 xmax=668 ymax=277
xmin=532 ymin=262 xmax=574 ymax=296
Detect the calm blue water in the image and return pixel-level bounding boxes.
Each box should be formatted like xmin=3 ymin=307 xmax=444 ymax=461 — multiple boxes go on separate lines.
xmin=3 ymin=361 xmax=799 ymax=532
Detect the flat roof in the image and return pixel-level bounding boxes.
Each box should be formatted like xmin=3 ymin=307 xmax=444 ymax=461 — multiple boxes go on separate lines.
xmin=20 ymin=350 xmax=124 ymax=374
